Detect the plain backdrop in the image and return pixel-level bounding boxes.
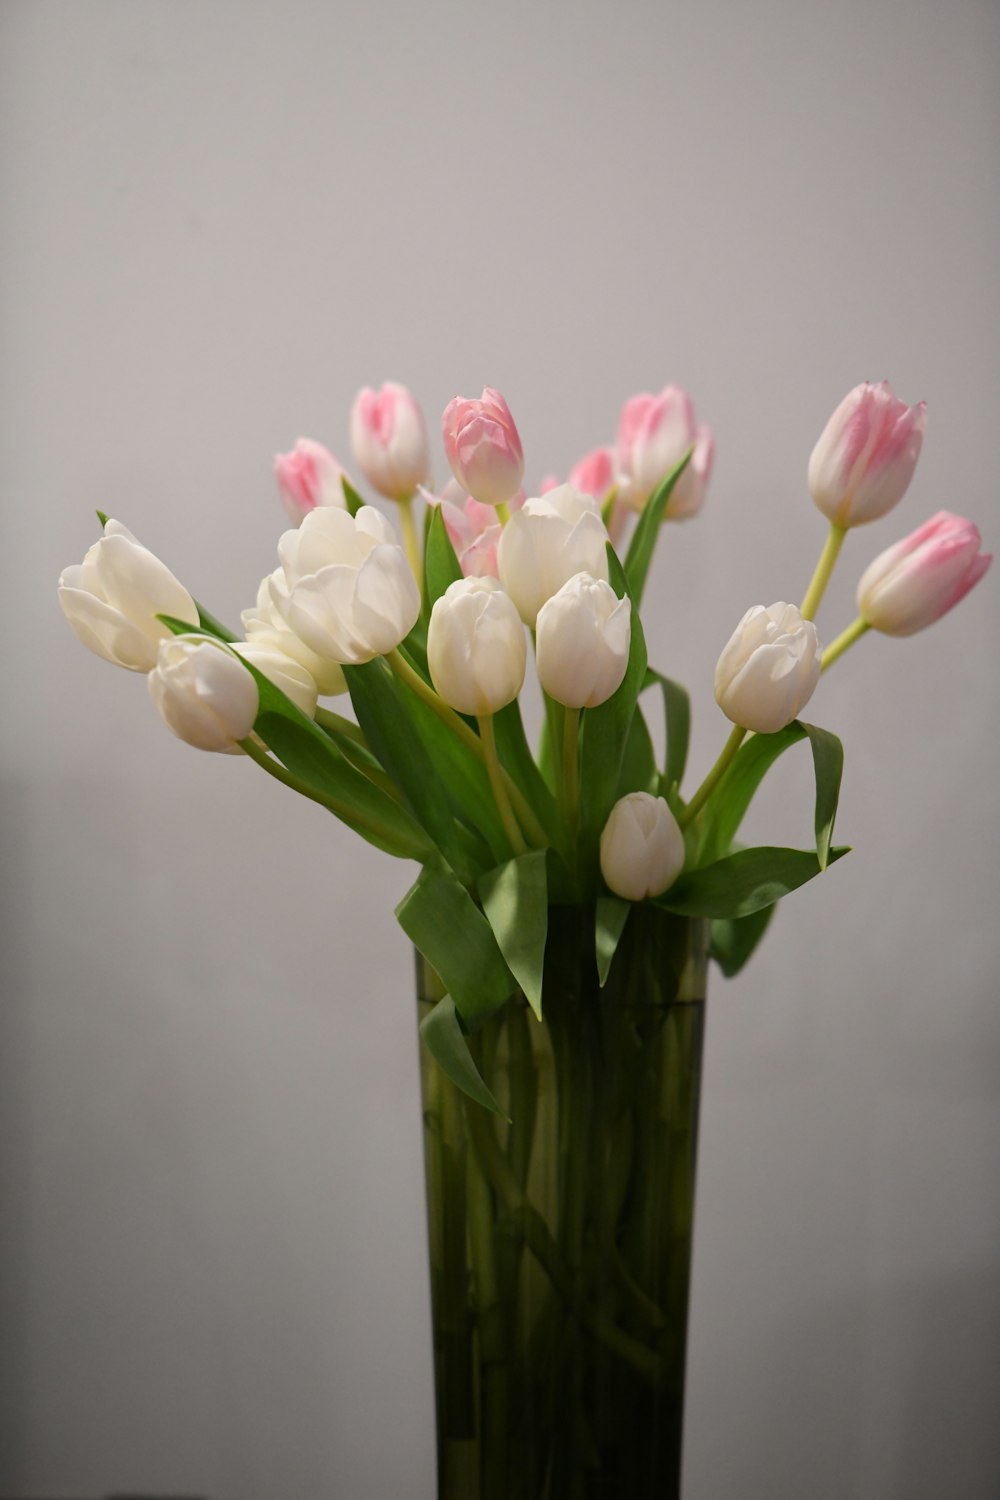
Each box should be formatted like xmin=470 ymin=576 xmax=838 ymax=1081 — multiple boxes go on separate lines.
xmin=2 ymin=2 xmax=999 ymax=1497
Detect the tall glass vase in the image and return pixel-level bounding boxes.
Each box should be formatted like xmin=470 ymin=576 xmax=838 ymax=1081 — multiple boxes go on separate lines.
xmin=417 ymin=904 xmax=708 ymax=1500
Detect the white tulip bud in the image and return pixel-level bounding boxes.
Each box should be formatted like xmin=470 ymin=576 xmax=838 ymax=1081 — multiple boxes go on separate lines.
xmin=232 ymin=641 xmax=318 ymax=720
xmin=600 ymin=792 xmax=685 ymax=902
xmin=427 ymin=577 xmax=526 ymax=716
xmin=497 ymin=484 xmax=611 ymax=627
xmin=714 ymin=603 xmax=821 ymax=734
xmin=149 ymin=637 xmax=259 ymax=752
xmin=269 ymin=505 xmax=420 ymax=665
xmin=58 ymin=519 xmax=198 ymax=672
xmin=535 ymin=573 xmax=631 ymax=708
xmin=242 ymin=573 xmax=347 ymax=696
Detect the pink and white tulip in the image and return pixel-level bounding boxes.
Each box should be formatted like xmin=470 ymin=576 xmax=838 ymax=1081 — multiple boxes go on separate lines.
xmin=617 ymin=385 xmax=713 ymax=519
xmin=568 ymin=446 xmax=617 ymax=507
xmin=442 ymin=387 xmax=524 ymax=508
xmin=808 ymin=380 xmax=926 ymax=527
xmin=274 ymin=439 xmax=347 ymax=525
xmin=350 ymin=382 xmax=431 ymax=501
xmin=857 ymin=511 xmax=991 ymax=636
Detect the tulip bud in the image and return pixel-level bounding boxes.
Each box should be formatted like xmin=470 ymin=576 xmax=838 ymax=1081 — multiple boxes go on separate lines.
xmin=242 ymin=574 xmax=347 ymax=696
xmin=808 ymin=380 xmax=926 ymax=527
xmin=269 ymin=505 xmax=420 ymax=665
xmin=535 ymin=573 xmax=631 ymax=709
xmin=715 ymin=603 xmax=821 ymax=734
xmin=617 ymin=385 xmax=713 ymax=518
xmin=350 ymin=382 xmax=431 ymax=501
xmin=58 ymin=519 xmax=199 ymax=673
xmin=600 ymin=792 xmax=685 ymax=902
xmin=428 ymin=577 xmax=526 ymax=716
xmin=497 ymin=484 xmax=611 ymax=627
xmin=857 ymin=511 xmax=992 ymax=636
xmin=149 ymin=637 xmax=259 ymax=752
xmin=232 ymin=641 xmax=319 ymax=719
xmin=274 ymin=438 xmax=347 ymax=525
xmin=567 ymin=446 xmax=617 ymax=507
xmin=442 ymin=388 xmax=525 ymax=508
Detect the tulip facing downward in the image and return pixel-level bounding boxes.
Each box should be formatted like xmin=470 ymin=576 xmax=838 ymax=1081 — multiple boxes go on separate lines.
xmin=442 ymin=388 xmax=525 ymax=509
xmin=857 ymin=511 xmax=991 ymax=636
xmin=149 ymin=637 xmax=260 ymax=752
xmin=808 ymin=380 xmax=926 ymax=528
xmin=715 ymin=603 xmax=821 ymax=734
xmin=350 ymin=382 xmax=431 ymax=502
xmin=535 ymin=573 xmax=631 ymax=709
xmin=427 ymin=577 xmax=526 ymax=717
xmin=600 ymin=792 xmax=686 ymax=902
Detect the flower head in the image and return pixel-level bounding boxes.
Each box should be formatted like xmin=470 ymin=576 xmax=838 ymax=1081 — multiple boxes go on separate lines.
xmin=808 ymin=380 xmax=926 ymax=527
xmin=442 ymin=388 xmax=524 ymax=508
xmin=857 ymin=511 xmax=991 ymax=635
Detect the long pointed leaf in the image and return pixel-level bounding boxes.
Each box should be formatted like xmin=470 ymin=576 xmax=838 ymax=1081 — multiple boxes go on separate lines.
xmin=710 ymin=903 xmax=776 ymax=977
xmin=425 ymin=504 xmax=464 ymax=607
xmin=644 ymin=669 xmax=691 ymax=793
xmin=397 ymin=867 xmax=515 ymax=1024
xmin=801 ymin=722 xmax=844 ymax=871
xmin=657 ymin=844 xmax=850 ymax=920
xmin=420 ymin=995 xmax=507 ymax=1118
xmin=623 ymin=449 xmax=692 ymax=607
xmin=596 ymin=896 xmax=631 ymax=987
xmin=479 ymin=852 xmax=548 ymax=1019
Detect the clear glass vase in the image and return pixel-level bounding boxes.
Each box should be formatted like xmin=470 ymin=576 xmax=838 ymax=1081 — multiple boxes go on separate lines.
xmin=417 ymin=904 xmax=708 ymax=1500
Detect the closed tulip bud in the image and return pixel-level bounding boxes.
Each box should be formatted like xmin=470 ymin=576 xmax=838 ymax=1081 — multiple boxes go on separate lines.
xmin=617 ymin=385 xmax=713 ymax=518
xmin=857 ymin=511 xmax=992 ymax=636
xmin=427 ymin=577 xmax=526 ymax=716
xmin=269 ymin=505 xmax=420 ymax=665
xmin=242 ymin=575 xmax=347 ymax=695
xmin=715 ymin=603 xmax=821 ymax=734
xmin=58 ymin=519 xmax=199 ymax=672
xmin=274 ymin=438 xmax=347 ymax=525
xmin=600 ymin=792 xmax=685 ymax=902
xmin=232 ymin=641 xmax=319 ymax=719
xmin=148 ymin=637 xmax=259 ymax=752
xmin=350 ymin=382 xmax=430 ymax=501
xmin=808 ymin=380 xmax=926 ymax=527
xmin=535 ymin=573 xmax=631 ymax=708
xmin=567 ymin=446 xmax=617 ymax=506
xmin=442 ymin=388 xmax=525 ymax=508
xmin=498 ymin=484 xmax=611 ymax=627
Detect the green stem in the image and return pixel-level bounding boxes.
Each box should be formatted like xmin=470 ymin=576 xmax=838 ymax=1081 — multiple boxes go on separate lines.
xmin=800 ymin=522 xmax=847 ymax=622
xmin=314 ymin=706 xmax=368 ymax=746
xmin=678 ymin=723 xmax=746 ymax=828
xmin=397 ymin=494 xmax=423 ymax=593
xmin=478 ymin=714 xmax=528 ymax=855
xmin=821 ymin=615 xmax=870 ymax=672
xmin=387 ymin=649 xmax=549 ymax=849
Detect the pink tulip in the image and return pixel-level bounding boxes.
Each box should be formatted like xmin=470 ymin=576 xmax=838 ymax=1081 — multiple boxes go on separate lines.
xmin=440 ymin=480 xmax=524 ymax=578
xmin=274 ymin=438 xmax=347 ymax=526
xmin=350 ymin=381 xmax=430 ymax=501
xmin=617 ymin=385 xmax=713 ymax=518
xmin=808 ymin=380 xmax=926 ymax=527
xmin=538 ymin=474 xmax=561 ymax=495
xmin=857 ymin=511 xmax=991 ymax=635
xmin=568 ymin=446 xmax=617 ymax=506
xmin=441 ymin=387 xmax=524 ymax=508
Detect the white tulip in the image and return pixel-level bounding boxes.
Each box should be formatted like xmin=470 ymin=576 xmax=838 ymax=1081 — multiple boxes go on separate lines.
xmin=242 ymin=574 xmax=347 ymax=696
xmin=269 ymin=505 xmax=420 ymax=665
xmin=497 ymin=484 xmax=611 ymax=627
xmin=714 ymin=603 xmax=821 ymax=734
xmin=600 ymin=792 xmax=686 ymax=902
xmin=428 ymin=577 xmax=526 ymax=716
xmin=58 ymin=519 xmax=198 ymax=672
xmin=232 ymin=641 xmax=318 ymax=720
xmin=535 ymin=573 xmax=631 ymax=708
xmin=148 ymin=637 xmax=259 ymax=752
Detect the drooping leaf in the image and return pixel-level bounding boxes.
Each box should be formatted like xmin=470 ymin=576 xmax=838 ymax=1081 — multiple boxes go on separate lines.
xmin=596 ymin=896 xmax=631 ymax=987
xmin=644 ymin=670 xmax=691 ymax=794
xmin=801 ymin=721 xmax=843 ymax=871
xmin=425 ymin=504 xmax=464 ymax=608
xmin=396 ymin=867 xmax=515 ymax=1025
xmin=710 ymin=903 xmax=776 ymax=977
xmin=656 ymin=844 xmax=850 ymax=920
xmin=622 ymin=449 xmax=692 ymax=607
xmin=479 ymin=852 xmax=548 ymax=1019
xmin=420 ymin=994 xmax=507 ymax=1118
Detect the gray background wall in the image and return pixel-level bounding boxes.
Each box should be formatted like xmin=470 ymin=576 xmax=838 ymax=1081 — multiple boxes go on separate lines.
xmin=2 ymin=1 xmax=998 ymax=1496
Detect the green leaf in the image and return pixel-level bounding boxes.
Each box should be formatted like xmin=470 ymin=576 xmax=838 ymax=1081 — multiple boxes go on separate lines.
xmin=492 ymin=698 xmax=559 ymax=843
xmin=341 ymin=476 xmax=365 ymax=516
xmin=425 ymin=504 xmax=464 ymax=607
xmin=397 ymin=867 xmax=515 ymax=1024
xmin=710 ymin=903 xmax=776 ymax=978
xmin=622 ymin=449 xmax=692 ymax=608
xmin=96 ymin=508 xmax=110 ymax=528
xmin=616 ymin=700 xmax=657 ymax=797
xmin=479 ymin=852 xmax=548 ymax=1019
xmin=657 ymin=844 xmax=850 ymax=920
xmin=195 ymin=602 xmax=238 ymax=642
xmin=579 ymin=547 xmax=648 ymax=851
xmin=596 ymin=896 xmax=631 ymax=987
xmin=801 ymin=721 xmax=844 ymax=871
xmin=645 ymin=670 xmax=691 ymax=794
xmin=420 ymin=995 xmax=507 ymax=1118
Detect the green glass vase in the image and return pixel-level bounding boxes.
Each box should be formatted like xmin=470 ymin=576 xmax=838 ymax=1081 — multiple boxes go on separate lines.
xmin=417 ymin=904 xmax=708 ymax=1500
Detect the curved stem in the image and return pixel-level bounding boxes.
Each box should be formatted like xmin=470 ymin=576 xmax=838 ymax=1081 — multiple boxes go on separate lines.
xmin=479 ymin=713 xmax=528 ymax=855
xmin=678 ymin=723 xmax=746 ymax=829
xmin=800 ymin=522 xmax=847 ymax=622
xmin=397 ymin=495 xmax=423 ymax=593
xmin=314 ymin=706 xmax=369 ymax=746
xmin=821 ymin=615 xmax=870 ymax=673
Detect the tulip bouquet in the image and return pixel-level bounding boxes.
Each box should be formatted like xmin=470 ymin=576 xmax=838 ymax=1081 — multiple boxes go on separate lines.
xmin=58 ymin=376 xmax=990 ymax=1499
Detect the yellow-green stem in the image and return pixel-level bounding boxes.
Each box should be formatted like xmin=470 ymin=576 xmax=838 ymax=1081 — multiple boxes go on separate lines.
xmin=800 ymin=522 xmax=847 ymax=622
xmin=495 ymin=501 xmax=511 ymax=526
xmin=561 ymin=706 xmax=581 ymax=848
xmin=314 ymin=706 xmax=368 ymax=746
xmin=397 ymin=495 xmax=423 ymax=593
xmin=821 ymin=616 xmax=870 ymax=672
xmin=479 ymin=713 xmax=528 ymax=855
xmin=678 ymin=723 xmax=746 ymax=829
